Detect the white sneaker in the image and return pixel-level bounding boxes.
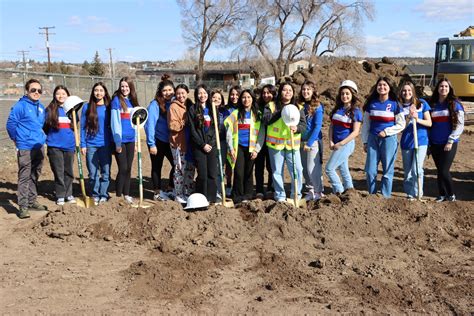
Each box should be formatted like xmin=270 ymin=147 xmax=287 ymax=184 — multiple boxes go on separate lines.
xmin=93 ymin=197 xmax=100 ymax=206
xmin=66 ymin=196 xmax=76 ymax=204
xmin=175 ymin=195 xmax=187 ymax=204
xmin=99 ymin=197 xmax=107 ymax=204
xmin=124 ymin=195 xmax=134 ymax=204
xmin=56 ymin=198 xmax=65 ymax=206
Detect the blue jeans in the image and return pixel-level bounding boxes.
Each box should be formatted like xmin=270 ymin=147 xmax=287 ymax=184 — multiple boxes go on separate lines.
xmin=325 ymin=140 xmax=355 ymax=194
xmin=365 ymin=134 xmax=398 ymax=197
xmin=86 ymin=146 xmax=112 ymax=199
xmin=268 ymin=147 xmax=303 ymax=201
xmin=401 ymin=145 xmax=427 ymax=198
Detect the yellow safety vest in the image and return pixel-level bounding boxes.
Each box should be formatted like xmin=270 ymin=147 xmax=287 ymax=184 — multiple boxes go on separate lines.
xmin=224 ymin=109 xmax=261 ymax=169
xmin=266 ymin=104 xmax=302 ymax=151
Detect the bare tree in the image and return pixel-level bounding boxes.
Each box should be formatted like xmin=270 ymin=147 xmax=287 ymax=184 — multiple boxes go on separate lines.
xmin=239 ymin=0 xmax=373 ymax=80
xmin=177 ymin=0 xmax=244 ymax=83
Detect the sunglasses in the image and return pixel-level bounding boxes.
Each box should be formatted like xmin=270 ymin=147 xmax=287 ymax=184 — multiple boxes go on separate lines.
xmin=29 ymin=88 xmax=43 ymax=94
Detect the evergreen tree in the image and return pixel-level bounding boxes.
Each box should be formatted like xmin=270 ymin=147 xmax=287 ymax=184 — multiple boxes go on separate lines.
xmin=89 ymin=51 xmax=105 ymax=76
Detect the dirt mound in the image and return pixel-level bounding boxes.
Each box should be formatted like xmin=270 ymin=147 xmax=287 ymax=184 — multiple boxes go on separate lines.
xmin=24 ymin=189 xmax=473 ymax=313
xmin=290 ymin=58 xmax=411 ymax=112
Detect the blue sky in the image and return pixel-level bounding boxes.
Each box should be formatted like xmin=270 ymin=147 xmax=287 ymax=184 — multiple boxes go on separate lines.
xmin=0 ymin=0 xmax=473 ymax=63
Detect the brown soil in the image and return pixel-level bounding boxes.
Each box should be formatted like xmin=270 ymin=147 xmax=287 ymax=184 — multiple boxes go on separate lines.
xmin=1 ymin=60 xmax=473 ymax=313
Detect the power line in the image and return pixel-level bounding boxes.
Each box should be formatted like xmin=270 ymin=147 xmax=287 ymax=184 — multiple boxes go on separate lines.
xmin=39 ymin=26 xmax=55 ymax=72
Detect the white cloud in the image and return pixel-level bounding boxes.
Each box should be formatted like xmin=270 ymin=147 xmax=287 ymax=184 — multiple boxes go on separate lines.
xmin=67 ymin=16 xmax=81 ymax=26
xmin=364 ymin=31 xmax=436 ymax=57
xmin=416 ymin=0 xmax=474 ymax=20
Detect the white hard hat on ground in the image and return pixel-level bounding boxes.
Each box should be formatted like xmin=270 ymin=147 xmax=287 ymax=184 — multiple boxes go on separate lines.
xmin=184 ymin=193 xmax=209 ymax=210
xmin=281 ymin=104 xmax=300 ymax=127
xmin=339 ymin=80 xmax=358 ymax=92
xmin=63 ymin=96 xmax=84 ymax=115
xmin=130 ymin=107 xmax=148 ymax=129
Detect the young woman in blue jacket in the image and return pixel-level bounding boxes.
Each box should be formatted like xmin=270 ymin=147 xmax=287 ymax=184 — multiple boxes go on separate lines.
xmin=300 ymin=80 xmax=324 ymax=200
xmin=361 ymin=77 xmax=405 ymax=198
xmin=325 ymin=80 xmax=362 ymax=195
xmin=398 ymin=81 xmax=431 ymax=200
xmin=111 ymin=77 xmax=139 ymax=204
xmin=144 ymin=75 xmax=175 ymax=201
xmin=429 ymin=78 xmax=464 ymax=202
xmin=80 ymin=82 xmax=112 ymax=205
xmin=44 ymin=85 xmax=76 ymax=205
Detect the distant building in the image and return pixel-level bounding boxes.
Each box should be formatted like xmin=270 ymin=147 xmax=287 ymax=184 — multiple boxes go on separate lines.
xmin=288 ymin=60 xmax=310 ymax=75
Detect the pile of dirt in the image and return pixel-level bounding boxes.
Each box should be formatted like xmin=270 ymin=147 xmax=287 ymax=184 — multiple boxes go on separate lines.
xmin=289 ymin=58 xmax=411 ymax=110
xmin=24 ymin=190 xmax=473 ymax=313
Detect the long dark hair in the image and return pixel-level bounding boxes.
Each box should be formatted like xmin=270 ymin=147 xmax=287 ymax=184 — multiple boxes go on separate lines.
xmin=211 ymin=89 xmax=225 ymax=109
xmin=112 ymin=77 xmax=139 ymax=112
xmin=86 ymin=82 xmax=111 ymax=135
xmin=276 ymin=83 xmax=296 ymax=110
xmin=363 ymin=77 xmax=398 ymax=112
xmin=227 ymin=85 xmax=241 ymax=108
xmin=257 ymin=84 xmax=277 ymax=111
xmin=44 ymin=85 xmax=70 ymax=133
xmin=398 ymin=80 xmax=421 ymax=109
xmin=298 ymin=80 xmax=320 ymax=116
xmin=193 ymin=84 xmax=212 ymax=129
xmin=237 ymin=89 xmax=260 ymax=122
xmin=154 ymin=74 xmax=175 ymax=113
xmin=331 ymin=86 xmax=361 ymax=121
xmin=430 ymin=78 xmax=461 ymax=129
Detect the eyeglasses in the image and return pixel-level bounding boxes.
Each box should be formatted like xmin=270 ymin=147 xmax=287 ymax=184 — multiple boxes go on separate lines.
xmin=29 ymin=88 xmax=43 ymax=94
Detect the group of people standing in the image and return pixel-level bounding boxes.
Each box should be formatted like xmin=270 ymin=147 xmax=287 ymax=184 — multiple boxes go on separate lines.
xmin=6 ymin=75 xmax=465 ymax=219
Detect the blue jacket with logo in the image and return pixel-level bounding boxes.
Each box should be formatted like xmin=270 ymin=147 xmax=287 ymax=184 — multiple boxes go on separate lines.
xmin=6 ymin=96 xmax=46 ymax=150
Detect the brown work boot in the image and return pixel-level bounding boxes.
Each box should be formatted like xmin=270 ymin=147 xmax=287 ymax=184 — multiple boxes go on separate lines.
xmin=17 ymin=206 xmax=30 ymax=219
xmin=30 ymin=201 xmax=48 ymax=211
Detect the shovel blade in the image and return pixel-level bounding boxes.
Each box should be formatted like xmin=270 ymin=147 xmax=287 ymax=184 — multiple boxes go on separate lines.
xmin=286 ymin=198 xmax=307 ymax=208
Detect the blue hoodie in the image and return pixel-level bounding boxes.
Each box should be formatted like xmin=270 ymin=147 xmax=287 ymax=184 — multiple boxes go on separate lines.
xmin=145 ymin=99 xmax=171 ymax=147
xmin=6 ymin=95 xmax=46 ymax=150
xmin=80 ymin=103 xmax=111 ymax=148
xmin=111 ymin=96 xmax=135 ymax=147
xmin=46 ymin=106 xmax=75 ymax=151
xmin=303 ymin=103 xmax=324 ymax=147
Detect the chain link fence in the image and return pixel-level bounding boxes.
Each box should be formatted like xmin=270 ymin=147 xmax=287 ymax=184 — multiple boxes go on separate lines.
xmin=0 ymin=69 xmax=232 ymax=143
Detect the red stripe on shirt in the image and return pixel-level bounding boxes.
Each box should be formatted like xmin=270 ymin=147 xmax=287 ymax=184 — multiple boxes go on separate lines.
xmin=121 ymin=113 xmax=130 ymax=119
xmin=370 ymin=115 xmax=395 ymax=122
xmin=332 ymin=119 xmax=352 ymax=129
xmin=238 ymin=124 xmax=250 ymax=130
xmin=58 ymin=123 xmax=71 ymax=129
xmin=432 ymin=116 xmax=450 ymax=123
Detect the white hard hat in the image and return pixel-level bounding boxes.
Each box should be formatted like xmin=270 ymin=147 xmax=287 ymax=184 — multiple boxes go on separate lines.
xmin=339 ymin=80 xmax=358 ymax=92
xmin=281 ymin=104 xmax=300 ymax=127
xmin=130 ymin=107 xmax=148 ymax=129
xmin=63 ymin=96 xmax=84 ymax=115
xmin=184 ymin=193 xmax=209 ymax=210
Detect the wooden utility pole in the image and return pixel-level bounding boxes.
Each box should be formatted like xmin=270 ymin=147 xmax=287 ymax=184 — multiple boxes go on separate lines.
xmin=106 ymin=48 xmax=115 ymax=79
xmin=39 ymin=26 xmax=55 ymax=72
xmin=17 ymin=50 xmax=29 ymax=71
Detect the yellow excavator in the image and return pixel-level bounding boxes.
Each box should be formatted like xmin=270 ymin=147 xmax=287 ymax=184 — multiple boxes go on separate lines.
xmin=433 ymin=26 xmax=474 ymax=100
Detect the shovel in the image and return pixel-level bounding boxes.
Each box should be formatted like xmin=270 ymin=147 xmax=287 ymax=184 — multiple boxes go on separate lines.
xmin=412 ymin=117 xmax=425 ymax=202
xmin=131 ymin=115 xmax=151 ymax=208
xmin=211 ymin=102 xmax=234 ymax=208
xmin=287 ymin=131 xmax=306 ymax=208
xmin=71 ymin=109 xmax=94 ymax=208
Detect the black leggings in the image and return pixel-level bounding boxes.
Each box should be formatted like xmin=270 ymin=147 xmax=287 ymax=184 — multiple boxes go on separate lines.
xmin=193 ymin=146 xmax=217 ymax=203
xmin=233 ymin=145 xmax=255 ymax=201
xmin=431 ymin=142 xmax=458 ymax=197
xmin=149 ymin=139 xmax=174 ymax=191
xmin=254 ymin=144 xmax=273 ymax=194
xmin=114 ymin=142 xmax=135 ymax=196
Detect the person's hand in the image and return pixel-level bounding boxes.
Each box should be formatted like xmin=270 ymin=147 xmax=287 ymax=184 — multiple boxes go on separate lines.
xmin=290 ymin=126 xmax=297 ymax=133
xmin=229 ymin=148 xmax=236 ymax=160
xmin=149 ymin=146 xmax=157 ymax=155
xmin=203 ymin=144 xmax=212 ymax=153
xmin=444 ymin=143 xmax=453 ymax=151
xmin=304 ymin=145 xmax=311 ymax=152
xmin=409 ymin=105 xmax=417 ymax=119
xmin=333 ymin=142 xmax=342 ymax=150
xmin=81 ymin=148 xmax=87 ymax=155
xmin=363 ymin=143 xmax=367 ymax=153
xmin=378 ymin=130 xmax=387 ymax=138
xmin=329 ymin=141 xmax=335 ymax=150
xmin=116 ymin=146 xmax=122 ymax=154
xmin=250 ymin=151 xmax=258 ymax=160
